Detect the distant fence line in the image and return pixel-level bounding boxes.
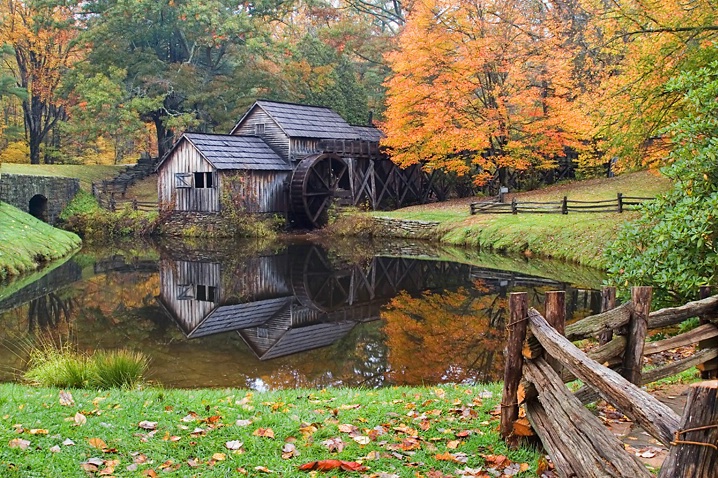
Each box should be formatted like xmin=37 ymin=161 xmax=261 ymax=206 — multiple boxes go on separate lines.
xmin=470 ymin=192 xmax=654 ymax=215
xmin=95 ymin=194 xmax=156 ymax=212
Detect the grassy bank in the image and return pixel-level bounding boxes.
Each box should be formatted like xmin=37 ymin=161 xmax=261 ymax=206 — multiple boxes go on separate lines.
xmin=0 ymin=383 xmax=542 ymax=477
xmin=0 ymin=202 xmax=82 ymax=280
xmin=364 ymin=171 xmax=671 ymax=269
xmin=0 ymin=164 xmax=123 ymax=192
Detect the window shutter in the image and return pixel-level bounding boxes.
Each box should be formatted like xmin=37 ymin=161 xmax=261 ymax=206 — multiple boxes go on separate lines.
xmin=175 ymin=172 xmax=192 ymax=188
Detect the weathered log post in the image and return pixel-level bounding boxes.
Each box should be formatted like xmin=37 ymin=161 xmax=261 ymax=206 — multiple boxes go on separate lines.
xmin=561 ymin=196 xmax=568 ymax=215
xmin=545 ymin=291 xmax=565 ymax=373
xmin=501 ymin=292 xmax=528 ymax=444
xmin=598 ymin=286 xmax=617 ymax=345
xmin=511 ymin=197 xmax=518 ymax=215
xmin=622 ymin=286 xmax=652 ymax=385
xmin=658 ymin=380 xmax=718 ymax=478
xmin=617 ymin=192 xmax=623 ymax=213
xmin=697 ymin=286 xmax=718 ymax=379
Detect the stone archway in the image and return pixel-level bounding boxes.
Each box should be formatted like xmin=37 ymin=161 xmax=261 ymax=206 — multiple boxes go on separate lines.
xmin=28 ymin=194 xmax=49 ymax=222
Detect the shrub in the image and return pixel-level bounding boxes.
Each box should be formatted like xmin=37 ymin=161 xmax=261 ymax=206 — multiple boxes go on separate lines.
xmin=89 ymin=349 xmax=149 ymax=389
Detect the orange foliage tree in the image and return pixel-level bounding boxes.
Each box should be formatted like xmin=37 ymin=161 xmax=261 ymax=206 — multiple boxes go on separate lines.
xmin=0 ymin=0 xmax=82 ymax=164
xmin=579 ymin=0 xmax=718 ymax=168
xmin=382 ymin=0 xmax=590 ymax=185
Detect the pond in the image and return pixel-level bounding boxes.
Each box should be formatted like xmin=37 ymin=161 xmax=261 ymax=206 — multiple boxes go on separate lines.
xmin=0 ymin=237 xmax=606 ymax=390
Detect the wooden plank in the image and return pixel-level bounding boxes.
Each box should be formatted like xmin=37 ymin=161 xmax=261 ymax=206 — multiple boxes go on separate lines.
xmin=501 ymin=292 xmax=528 ymax=444
xmin=564 ymin=301 xmax=632 ymax=341
xmin=599 ymin=286 xmax=617 ymax=345
xmin=649 ymin=295 xmax=718 ymax=328
xmin=623 ymin=287 xmax=651 ymax=384
xmin=697 ymin=286 xmax=718 ymax=379
xmin=642 ymin=348 xmax=718 ymax=384
xmin=527 ymin=307 xmax=680 ymax=446
xmin=658 ymin=380 xmax=718 ymax=478
xmin=644 ymin=324 xmax=718 ymax=355
xmin=524 ymin=358 xmax=652 ymax=478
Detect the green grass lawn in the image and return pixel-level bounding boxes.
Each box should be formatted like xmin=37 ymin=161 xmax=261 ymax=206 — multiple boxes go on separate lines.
xmin=370 ymin=171 xmax=672 ymax=269
xmin=0 ymin=202 xmax=81 ymax=280
xmin=1 ymin=164 xmax=124 ymax=192
xmin=0 ymin=383 xmax=542 ymax=477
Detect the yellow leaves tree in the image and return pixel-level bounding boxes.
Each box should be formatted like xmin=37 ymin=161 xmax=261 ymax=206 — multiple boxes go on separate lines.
xmin=0 ymin=0 xmax=82 ymax=164
xmin=382 ymin=0 xmax=590 ymax=186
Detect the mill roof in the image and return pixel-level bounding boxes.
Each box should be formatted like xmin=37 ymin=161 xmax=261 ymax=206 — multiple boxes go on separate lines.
xmin=156 ymin=133 xmax=292 ymax=172
xmin=232 ymin=100 xmax=360 ymax=140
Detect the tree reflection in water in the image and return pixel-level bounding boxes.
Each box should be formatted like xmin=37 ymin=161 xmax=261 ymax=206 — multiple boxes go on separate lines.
xmin=28 ymin=293 xmax=75 ymax=333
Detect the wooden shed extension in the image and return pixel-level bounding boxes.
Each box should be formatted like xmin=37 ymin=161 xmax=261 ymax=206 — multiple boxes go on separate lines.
xmin=157 ymin=132 xmax=292 ymax=213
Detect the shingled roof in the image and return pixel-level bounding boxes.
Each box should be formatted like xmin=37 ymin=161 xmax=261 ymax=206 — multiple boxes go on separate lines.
xmin=184 ymin=133 xmax=291 ymax=171
xmin=232 ymin=100 xmax=360 ymax=140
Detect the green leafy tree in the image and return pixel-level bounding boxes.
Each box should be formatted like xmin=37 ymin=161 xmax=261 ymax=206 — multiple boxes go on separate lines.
xmin=606 ymin=50 xmax=718 ymax=303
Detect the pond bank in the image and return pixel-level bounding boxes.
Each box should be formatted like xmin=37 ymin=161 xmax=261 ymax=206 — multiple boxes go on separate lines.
xmin=328 ymin=171 xmax=672 ymax=270
xmin=0 ymin=383 xmax=544 ymax=476
xmin=0 ymin=202 xmax=81 ymax=281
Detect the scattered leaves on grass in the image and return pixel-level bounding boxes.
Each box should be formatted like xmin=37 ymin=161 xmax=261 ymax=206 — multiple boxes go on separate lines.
xmin=321 ymin=437 xmax=345 ymax=452
xmin=298 ymin=460 xmax=368 ymax=472
xmin=282 ymin=442 xmax=300 ymax=459
xmin=88 ymin=437 xmax=108 ymax=450
xmin=138 ymin=420 xmax=157 ymax=430
xmin=8 ymin=438 xmax=30 ymax=450
xmin=253 ymin=427 xmax=275 ymax=438
xmin=74 ymin=412 xmax=87 ymax=426
xmin=59 ymin=390 xmax=74 ymax=407
xmin=225 ymin=440 xmax=243 ymax=450
xmin=235 ymin=419 xmax=252 ymax=427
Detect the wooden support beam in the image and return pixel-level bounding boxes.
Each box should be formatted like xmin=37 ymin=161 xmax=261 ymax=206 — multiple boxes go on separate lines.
xmin=642 ymin=348 xmax=718 ymax=385
xmin=697 ymin=286 xmax=718 ymax=379
xmin=501 ymin=292 xmax=528 ymax=444
xmin=658 ymin=380 xmax=718 ymax=478
xmin=527 ymin=307 xmax=680 ymax=446
xmin=649 ymin=295 xmax=718 ymax=329
xmin=564 ymin=301 xmax=632 ymax=341
xmin=545 ymin=291 xmax=565 ymax=373
xmin=523 ymin=358 xmax=652 ymax=478
xmin=599 ymin=286 xmax=617 ymax=345
xmin=623 ymin=286 xmax=651 ymax=385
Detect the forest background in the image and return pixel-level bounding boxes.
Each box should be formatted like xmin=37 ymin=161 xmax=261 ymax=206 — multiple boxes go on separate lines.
xmin=0 ymin=0 xmax=714 ymax=174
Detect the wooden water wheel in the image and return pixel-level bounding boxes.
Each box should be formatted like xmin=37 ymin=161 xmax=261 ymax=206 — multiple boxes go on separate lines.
xmin=290 ymin=153 xmax=349 ymax=228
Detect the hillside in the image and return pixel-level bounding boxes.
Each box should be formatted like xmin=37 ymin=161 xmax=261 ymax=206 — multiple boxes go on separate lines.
xmin=0 ymin=202 xmax=81 ymax=280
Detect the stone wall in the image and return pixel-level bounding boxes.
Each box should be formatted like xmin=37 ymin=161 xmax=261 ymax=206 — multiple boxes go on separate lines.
xmin=371 ymin=216 xmax=441 ymax=240
xmin=0 ymin=173 xmax=80 ymax=224
xmin=158 ymin=211 xmax=232 ymax=236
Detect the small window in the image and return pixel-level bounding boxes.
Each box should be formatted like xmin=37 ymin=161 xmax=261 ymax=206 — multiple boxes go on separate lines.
xmin=257 ymin=327 xmax=269 ymax=339
xmin=255 ymin=123 xmax=265 ymax=135
xmin=175 ymin=172 xmax=192 ymax=188
xmin=194 ymin=172 xmax=214 ymax=189
xmin=196 ymin=285 xmax=216 ymax=302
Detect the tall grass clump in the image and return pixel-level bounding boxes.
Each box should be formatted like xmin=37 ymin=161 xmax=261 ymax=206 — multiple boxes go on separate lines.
xmin=90 ymin=349 xmax=149 ymax=389
xmin=24 ymin=343 xmax=149 ymax=389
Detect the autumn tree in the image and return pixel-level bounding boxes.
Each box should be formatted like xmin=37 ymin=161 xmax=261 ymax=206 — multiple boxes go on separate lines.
xmin=382 ymin=0 xmax=590 ymax=186
xmin=0 ymin=0 xmax=81 ymax=164
xmin=580 ymin=0 xmax=718 ymax=167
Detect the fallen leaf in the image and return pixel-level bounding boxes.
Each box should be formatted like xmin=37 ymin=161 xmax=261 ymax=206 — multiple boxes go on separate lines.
xmin=282 ymin=442 xmax=299 ymax=459
xmin=49 ymin=445 xmax=61 ymax=453
xmin=59 ymin=391 xmax=74 ymax=407
xmin=255 ymin=466 xmax=274 ymax=473
xmin=88 ymin=438 xmax=108 ymax=450
xmin=181 ymin=412 xmax=198 ymax=422
xmin=352 ymin=435 xmax=370 ymax=445
xmin=338 ymin=423 xmax=358 ymax=434
xmin=138 ymin=421 xmax=157 ymax=430
xmin=187 ymin=458 xmax=200 ymax=467
xmin=447 ymin=440 xmax=461 ymax=449
xmin=321 ymin=437 xmax=345 ymax=453
xmin=253 ymin=427 xmax=275 ymax=438
xmin=141 ymin=470 xmax=157 ymax=477
xmin=225 ymin=440 xmax=243 ymax=450
xmin=235 ymin=419 xmax=252 ymax=427
xmin=298 ymin=460 xmax=368 ymax=472
xmin=63 ymin=438 xmax=75 ymax=446
xmin=8 ymin=438 xmax=30 ymax=450
xmin=29 ymin=429 xmax=48 ymax=435
xmin=74 ymin=412 xmax=87 ymax=426
xmin=512 ymin=418 xmax=534 ymax=437
xmin=212 ymin=453 xmax=226 ymax=461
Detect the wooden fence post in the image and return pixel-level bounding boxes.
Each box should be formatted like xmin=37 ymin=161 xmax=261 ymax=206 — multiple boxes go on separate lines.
xmin=599 ymin=286 xmax=617 ymax=345
xmin=623 ymin=286 xmax=652 ymax=385
xmin=561 ymin=196 xmax=568 ymax=215
xmin=658 ymin=380 xmax=718 ymax=478
xmin=511 ymin=197 xmax=518 ymax=215
xmin=617 ymin=192 xmax=623 ymax=213
xmin=697 ymin=286 xmax=718 ymax=379
xmin=501 ymin=292 xmax=528 ymax=443
xmin=545 ymin=291 xmax=565 ymax=373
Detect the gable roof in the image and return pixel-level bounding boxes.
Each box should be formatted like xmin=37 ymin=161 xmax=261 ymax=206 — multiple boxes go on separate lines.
xmin=231 ymin=100 xmax=360 ymax=140
xmin=156 ymin=133 xmax=291 ymax=172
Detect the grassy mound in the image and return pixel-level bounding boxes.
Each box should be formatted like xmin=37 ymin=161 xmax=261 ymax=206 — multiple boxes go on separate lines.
xmin=0 ymin=202 xmax=81 ymax=280
xmin=363 ymin=171 xmax=672 ymax=269
xmin=1 ymin=164 xmax=123 ymax=191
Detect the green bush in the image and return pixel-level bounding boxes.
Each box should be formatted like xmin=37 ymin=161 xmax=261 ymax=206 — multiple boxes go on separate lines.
xmin=90 ymin=349 xmax=149 ymax=389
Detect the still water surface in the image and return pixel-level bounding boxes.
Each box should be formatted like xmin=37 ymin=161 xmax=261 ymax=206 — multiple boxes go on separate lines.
xmin=0 ymin=238 xmax=605 ymax=390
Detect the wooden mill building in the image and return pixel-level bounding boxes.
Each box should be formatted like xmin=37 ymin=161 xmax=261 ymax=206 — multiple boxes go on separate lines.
xmin=156 ymin=100 xmax=432 ymax=228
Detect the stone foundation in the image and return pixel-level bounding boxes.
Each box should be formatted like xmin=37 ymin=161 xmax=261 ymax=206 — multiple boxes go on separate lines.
xmin=371 ymin=216 xmax=441 ymax=240
xmin=0 ymin=174 xmax=80 ymax=224
xmin=158 ymin=211 xmax=233 ymax=236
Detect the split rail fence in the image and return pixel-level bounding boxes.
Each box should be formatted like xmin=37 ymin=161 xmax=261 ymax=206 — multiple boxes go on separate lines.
xmin=501 ymin=286 xmax=718 ymax=477
xmin=470 ymin=193 xmax=652 ymax=215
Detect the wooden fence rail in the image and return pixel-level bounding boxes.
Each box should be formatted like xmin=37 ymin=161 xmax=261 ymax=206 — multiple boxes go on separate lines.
xmin=95 ymin=195 xmax=156 ymax=212
xmin=470 ymin=193 xmax=654 ymax=215
xmin=501 ymin=287 xmax=718 ymax=477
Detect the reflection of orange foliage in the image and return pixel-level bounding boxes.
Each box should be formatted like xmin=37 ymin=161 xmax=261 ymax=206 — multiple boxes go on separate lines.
xmin=76 ymin=273 xmax=160 ymax=320
xmin=383 ymin=288 xmax=505 ymax=385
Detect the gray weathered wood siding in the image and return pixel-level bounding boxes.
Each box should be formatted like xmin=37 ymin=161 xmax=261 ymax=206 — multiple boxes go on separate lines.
xmin=159 ymin=260 xmax=220 ymax=333
xmin=232 ymin=109 xmax=290 ymax=161
xmin=289 ymin=138 xmax=321 ymax=162
xmin=158 ymin=140 xmax=219 ymax=212
xmin=219 ymin=170 xmax=289 ymax=214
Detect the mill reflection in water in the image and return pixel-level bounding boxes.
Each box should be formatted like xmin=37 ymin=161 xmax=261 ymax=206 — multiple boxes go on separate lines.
xmin=0 ymin=239 xmax=605 ymax=389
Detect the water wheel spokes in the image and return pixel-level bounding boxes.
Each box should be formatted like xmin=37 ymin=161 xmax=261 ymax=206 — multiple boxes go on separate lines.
xmin=290 ymin=153 xmax=349 ymax=228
